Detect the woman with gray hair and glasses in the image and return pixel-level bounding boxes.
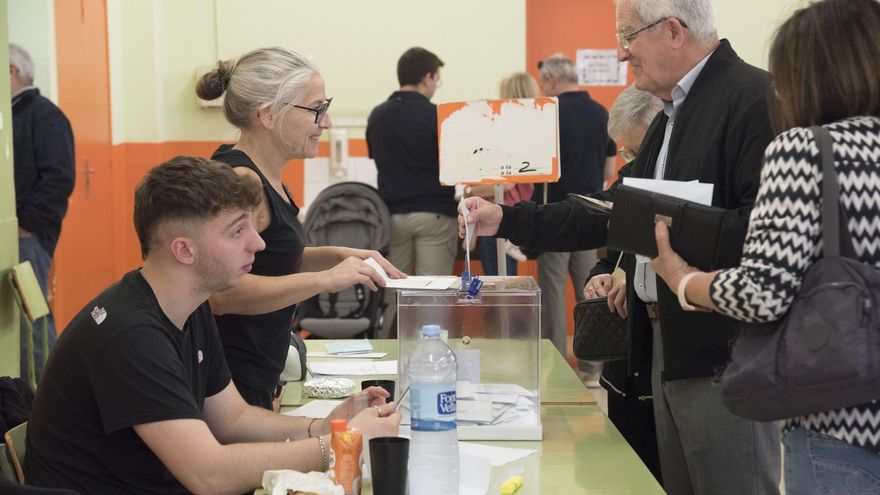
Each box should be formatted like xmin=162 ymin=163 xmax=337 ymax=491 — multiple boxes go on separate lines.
xmin=583 ymin=84 xmax=663 ymax=483
xmin=197 ymin=47 xmax=405 ymax=410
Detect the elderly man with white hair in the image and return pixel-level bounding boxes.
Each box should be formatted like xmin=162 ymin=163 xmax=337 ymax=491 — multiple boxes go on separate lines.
xmin=10 ymin=43 xmax=75 ymax=382
xmin=460 ymin=0 xmax=781 ymax=493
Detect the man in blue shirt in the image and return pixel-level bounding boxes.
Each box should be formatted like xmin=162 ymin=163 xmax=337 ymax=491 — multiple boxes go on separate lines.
xmin=367 ymin=47 xmax=458 ymax=335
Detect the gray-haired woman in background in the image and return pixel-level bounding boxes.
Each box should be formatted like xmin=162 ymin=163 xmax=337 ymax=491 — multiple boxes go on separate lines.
xmin=584 ymin=84 xmax=663 ymax=483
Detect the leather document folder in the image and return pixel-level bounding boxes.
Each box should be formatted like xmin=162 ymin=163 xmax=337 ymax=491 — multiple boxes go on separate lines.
xmin=606 ymin=185 xmax=728 ymax=271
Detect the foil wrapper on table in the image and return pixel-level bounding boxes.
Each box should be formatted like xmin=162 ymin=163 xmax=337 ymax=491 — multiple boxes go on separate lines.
xmin=303 ymin=377 xmax=354 ymax=399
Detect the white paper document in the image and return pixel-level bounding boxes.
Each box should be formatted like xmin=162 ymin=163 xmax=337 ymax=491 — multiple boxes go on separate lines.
xmin=324 ymin=339 xmax=373 ymax=355
xmin=457 ymin=400 xmax=495 ymax=423
xmin=459 ymin=451 xmax=491 ymax=495
xmin=307 ymin=360 xmax=398 ymax=376
xmin=281 ymin=399 xmax=342 ymax=419
xmin=454 ymin=382 xmax=539 ymax=427
xmin=459 ymin=197 xmax=475 ymax=276
xmin=471 ymin=383 xmax=536 ymax=397
xmin=456 ymin=380 xmax=475 ymax=399
xmin=364 ymin=257 xmax=458 ymax=290
xmin=459 ymin=442 xmax=538 ymax=467
xmin=622 ymin=177 xmax=714 ymax=205
xmin=307 ymin=352 xmax=388 ymax=359
xmin=383 ymin=276 xmax=459 ymax=290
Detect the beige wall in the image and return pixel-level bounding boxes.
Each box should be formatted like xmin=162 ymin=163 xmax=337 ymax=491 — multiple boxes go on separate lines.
xmin=106 ymin=0 xmax=810 ymax=145
xmin=7 ymin=0 xmax=57 ymax=102
xmin=716 ymin=0 xmax=803 ymax=70
xmin=109 ymin=0 xmax=527 ymax=144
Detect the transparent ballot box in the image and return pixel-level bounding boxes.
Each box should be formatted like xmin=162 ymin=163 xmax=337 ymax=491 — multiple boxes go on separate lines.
xmin=397 ymin=276 xmax=542 ymax=440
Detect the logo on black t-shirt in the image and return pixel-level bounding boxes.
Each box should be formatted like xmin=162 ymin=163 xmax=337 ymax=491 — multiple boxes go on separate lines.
xmin=90 ymin=306 xmax=107 ymax=325
xmin=197 ymin=350 xmax=204 ymax=364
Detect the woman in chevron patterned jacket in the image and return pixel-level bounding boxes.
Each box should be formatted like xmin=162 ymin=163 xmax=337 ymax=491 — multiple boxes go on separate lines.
xmin=650 ymin=0 xmax=880 ymax=493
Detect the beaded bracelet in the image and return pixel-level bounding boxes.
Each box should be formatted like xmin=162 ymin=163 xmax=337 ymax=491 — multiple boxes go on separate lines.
xmin=307 ymin=418 xmax=320 ymax=438
xmin=316 ymin=435 xmax=328 ymax=472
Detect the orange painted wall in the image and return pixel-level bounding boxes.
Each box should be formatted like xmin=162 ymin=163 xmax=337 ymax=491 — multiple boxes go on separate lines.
xmin=110 ymin=141 xmax=306 ymax=272
xmin=526 ymin=0 xmax=629 ymax=343
xmin=527 ymin=0 xmax=624 ymax=109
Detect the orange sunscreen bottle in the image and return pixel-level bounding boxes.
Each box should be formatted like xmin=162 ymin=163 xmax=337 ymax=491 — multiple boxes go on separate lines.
xmin=329 ymin=419 xmax=363 ymax=495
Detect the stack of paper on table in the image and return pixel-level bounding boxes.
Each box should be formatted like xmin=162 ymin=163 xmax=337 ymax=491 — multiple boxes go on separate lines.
xmin=456 ymin=382 xmax=538 ymax=427
xmin=324 ymin=340 xmax=373 ymax=355
xmin=309 ymin=339 xmax=388 ymax=359
xmin=307 ymin=360 xmax=398 ymax=376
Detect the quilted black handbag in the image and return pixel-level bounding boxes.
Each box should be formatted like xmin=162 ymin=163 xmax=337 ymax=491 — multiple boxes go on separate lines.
xmin=573 ymin=297 xmax=629 ymax=362
xmin=573 ymin=252 xmax=628 ymax=362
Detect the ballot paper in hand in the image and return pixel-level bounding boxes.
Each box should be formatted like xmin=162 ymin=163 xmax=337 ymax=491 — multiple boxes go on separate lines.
xmin=364 ymin=257 xmax=458 ymax=290
xmin=458 ymin=197 xmax=475 ymax=276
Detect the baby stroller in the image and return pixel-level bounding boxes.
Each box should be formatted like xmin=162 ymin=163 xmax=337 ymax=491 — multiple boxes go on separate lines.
xmin=295 ymin=182 xmax=391 ymax=339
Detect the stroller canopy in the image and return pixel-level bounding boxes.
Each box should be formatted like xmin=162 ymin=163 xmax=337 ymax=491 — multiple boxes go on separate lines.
xmin=303 ymin=181 xmax=390 ymax=253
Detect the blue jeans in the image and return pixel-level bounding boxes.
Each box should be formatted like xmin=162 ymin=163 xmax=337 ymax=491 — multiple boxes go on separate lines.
xmin=476 ymin=237 xmax=517 ymax=276
xmin=19 ymin=235 xmax=58 ymax=381
xmin=784 ymin=426 xmax=880 ymax=495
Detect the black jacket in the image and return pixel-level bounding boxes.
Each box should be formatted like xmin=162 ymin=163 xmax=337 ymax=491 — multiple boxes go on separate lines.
xmin=13 ymin=88 xmax=76 ymax=256
xmin=498 ymin=40 xmax=773 ymax=381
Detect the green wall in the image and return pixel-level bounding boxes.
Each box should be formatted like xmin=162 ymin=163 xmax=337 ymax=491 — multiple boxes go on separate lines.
xmin=1 ymin=0 xmax=20 ymax=378
xmin=716 ymin=0 xmax=801 ymax=70
xmin=107 ymin=0 xmax=527 ymax=144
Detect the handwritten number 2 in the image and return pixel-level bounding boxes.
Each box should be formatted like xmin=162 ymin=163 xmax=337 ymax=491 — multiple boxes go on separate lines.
xmin=518 ymin=162 xmax=536 ymax=173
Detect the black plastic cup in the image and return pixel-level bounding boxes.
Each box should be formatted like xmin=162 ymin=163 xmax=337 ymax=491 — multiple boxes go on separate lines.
xmin=369 ymin=437 xmax=409 ymax=495
xmin=361 ymin=379 xmax=395 ymax=401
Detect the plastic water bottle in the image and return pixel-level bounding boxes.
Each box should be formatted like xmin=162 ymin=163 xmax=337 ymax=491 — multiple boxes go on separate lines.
xmin=408 ymin=324 xmax=459 ymax=495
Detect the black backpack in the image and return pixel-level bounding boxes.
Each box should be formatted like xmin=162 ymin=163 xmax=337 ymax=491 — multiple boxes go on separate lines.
xmin=0 ymin=377 xmax=33 ymax=437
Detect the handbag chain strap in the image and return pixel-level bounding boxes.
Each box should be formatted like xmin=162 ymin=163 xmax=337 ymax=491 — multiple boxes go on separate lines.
xmin=613 ymin=251 xmax=624 ymax=271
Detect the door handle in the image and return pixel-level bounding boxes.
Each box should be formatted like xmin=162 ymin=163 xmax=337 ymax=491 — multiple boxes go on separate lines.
xmin=81 ymin=157 xmax=96 ymax=197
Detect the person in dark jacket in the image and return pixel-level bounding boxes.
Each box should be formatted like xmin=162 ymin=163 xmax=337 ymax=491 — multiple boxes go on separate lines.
xmin=583 ymin=85 xmax=662 ymax=483
xmin=460 ymin=0 xmax=781 ymax=493
xmin=10 ymin=43 xmax=75 ymax=381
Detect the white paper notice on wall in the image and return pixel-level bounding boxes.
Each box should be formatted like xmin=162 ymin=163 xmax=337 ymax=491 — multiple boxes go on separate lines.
xmin=438 ymin=98 xmax=560 ymax=185
xmin=576 ymin=49 xmax=628 ymax=86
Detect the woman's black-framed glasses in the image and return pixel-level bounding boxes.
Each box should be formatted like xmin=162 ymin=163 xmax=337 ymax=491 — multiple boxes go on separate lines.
xmin=292 ymin=97 xmax=333 ymax=124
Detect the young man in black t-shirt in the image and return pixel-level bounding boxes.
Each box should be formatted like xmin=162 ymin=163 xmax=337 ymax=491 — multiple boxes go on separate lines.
xmin=26 ymin=156 xmax=400 ymax=494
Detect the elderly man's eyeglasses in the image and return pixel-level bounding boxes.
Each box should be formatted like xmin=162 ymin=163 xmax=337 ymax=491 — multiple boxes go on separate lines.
xmin=616 ymin=17 xmax=687 ymax=51
xmin=292 ymin=97 xmax=333 ymax=124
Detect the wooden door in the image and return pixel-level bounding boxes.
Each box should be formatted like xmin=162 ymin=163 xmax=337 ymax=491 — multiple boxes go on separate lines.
xmin=52 ymin=0 xmax=116 ymax=330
